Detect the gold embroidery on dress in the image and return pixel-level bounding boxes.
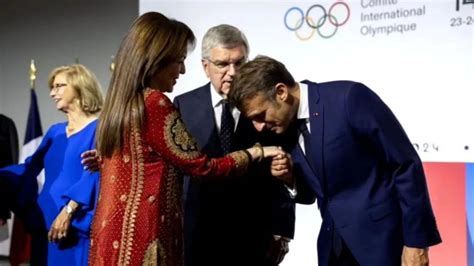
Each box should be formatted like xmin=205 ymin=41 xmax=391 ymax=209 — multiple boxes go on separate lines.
xmin=157 ymin=166 xmax=183 ymax=266
xmin=142 ymin=240 xmax=158 ymax=266
xmin=143 ymin=88 xmax=153 ymax=101
xmin=123 ymin=154 xmax=130 ymax=163
xmin=163 ymin=111 xmax=200 ymax=160
xmin=228 ymin=151 xmax=250 ymax=176
xmin=118 ymin=117 xmax=145 ymax=265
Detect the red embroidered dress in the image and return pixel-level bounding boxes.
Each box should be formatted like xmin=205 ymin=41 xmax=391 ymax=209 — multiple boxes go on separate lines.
xmin=89 ymin=89 xmax=249 ymax=265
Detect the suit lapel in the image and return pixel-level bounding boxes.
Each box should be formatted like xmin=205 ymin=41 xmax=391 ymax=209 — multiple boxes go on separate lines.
xmin=189 ymin=84 xmax=221 ymax=153
xmin=291 ymin=142 xmax=324 ymax=199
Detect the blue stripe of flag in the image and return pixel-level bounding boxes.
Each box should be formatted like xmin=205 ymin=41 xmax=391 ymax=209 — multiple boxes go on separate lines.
xmin=23 ymin=89 xmax=43 ymax=144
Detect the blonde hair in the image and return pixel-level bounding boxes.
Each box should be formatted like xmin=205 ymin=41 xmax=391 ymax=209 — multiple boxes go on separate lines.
xmin=48 ymin=64 xmax=104 ymax=115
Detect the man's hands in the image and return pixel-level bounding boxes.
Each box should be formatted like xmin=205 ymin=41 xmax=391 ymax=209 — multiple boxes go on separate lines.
xmin=402 ymin=246 xmax=429 ymax=266
xmin=270 ymin=152 xmax=294 ymax=187
xmin=266 ymin=235 xmax=290 ymax=265
xmin=81 ymin=149 xmax=100 ymax=172
xmin=252 ymin=145 xmax=294 ymax=186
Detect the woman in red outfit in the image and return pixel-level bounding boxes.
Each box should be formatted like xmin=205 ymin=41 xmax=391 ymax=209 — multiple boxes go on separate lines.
xmin=89 ymin=12 xmax=284 ymax=265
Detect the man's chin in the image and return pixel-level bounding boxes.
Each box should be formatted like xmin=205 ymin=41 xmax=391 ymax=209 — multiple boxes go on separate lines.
xmin=221 ymin=85 xmax=231 ymax=96
xmin=271 ymin=127 xmax=285 ymax=134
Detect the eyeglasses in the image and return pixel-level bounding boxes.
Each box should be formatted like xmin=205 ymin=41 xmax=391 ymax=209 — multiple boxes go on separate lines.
xmin=206 ymin=57 xmax=247 ymax=72
xmin=50 ymin=83 xmax=67 ymax=92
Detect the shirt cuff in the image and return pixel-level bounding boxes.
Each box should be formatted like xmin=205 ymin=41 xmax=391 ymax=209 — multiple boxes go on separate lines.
xmin=273 ymin=235 xmax=292 ymax=241
xmin=285 ymin=184 xmax=297 ymax=199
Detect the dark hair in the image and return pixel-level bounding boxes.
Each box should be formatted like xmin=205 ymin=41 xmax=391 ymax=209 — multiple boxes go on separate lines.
xmin=229 ymin=55 xmax=295 ymax=111
xmin=97 ymin=12 xmax=196 ymax=157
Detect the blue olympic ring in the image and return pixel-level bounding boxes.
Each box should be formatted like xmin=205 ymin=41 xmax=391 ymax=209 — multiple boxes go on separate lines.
xmin=284 ymin=2 xmax=351 ymax=40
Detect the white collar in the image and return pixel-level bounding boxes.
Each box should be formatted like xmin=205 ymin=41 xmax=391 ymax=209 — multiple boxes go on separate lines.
xmin=210 ymin=83 xmax=225 ymax=107
xmin=297 ymin=82 xmax=310 ymax=120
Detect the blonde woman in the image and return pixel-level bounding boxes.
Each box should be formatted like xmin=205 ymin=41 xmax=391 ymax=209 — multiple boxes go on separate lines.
xmin=0 ymin=64 xmax=103 ymax=265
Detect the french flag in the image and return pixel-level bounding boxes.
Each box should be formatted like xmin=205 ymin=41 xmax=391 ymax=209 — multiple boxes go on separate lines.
xmin=9 ymin=88 xmax=44 ymax=266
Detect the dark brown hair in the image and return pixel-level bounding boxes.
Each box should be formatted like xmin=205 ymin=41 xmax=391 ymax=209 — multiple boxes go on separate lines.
xmin=96 ymin=12 xmax=195 ymax=157
xmin=229 ymin=55 xmax=295 ymax=111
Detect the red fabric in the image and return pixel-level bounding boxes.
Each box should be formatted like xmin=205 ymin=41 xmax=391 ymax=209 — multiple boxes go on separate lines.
xmin=423 ymin=162 xmax=466 ymax=266
xmin=9 ymin=217 xmax=31 ymax=266
xmin=89 ymin=89 xmax=248 ymax=265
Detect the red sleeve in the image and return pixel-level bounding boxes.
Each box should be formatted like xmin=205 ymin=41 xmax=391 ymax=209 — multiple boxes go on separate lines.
xmin=143 ymin=89 xmax=249 ymax=179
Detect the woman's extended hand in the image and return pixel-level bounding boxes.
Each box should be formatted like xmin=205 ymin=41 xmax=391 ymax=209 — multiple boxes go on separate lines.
xmin=262 ymin=146 xmax=286 ymax=158
xmin=246 ymin=145 xmax=285 ymax=162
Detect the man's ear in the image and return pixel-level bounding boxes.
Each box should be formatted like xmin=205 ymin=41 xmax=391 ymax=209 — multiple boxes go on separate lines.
xmin=202 ymin=59 xmax=210 ymax=78
xmin=275 ymin=83 xmax=289 ymax=102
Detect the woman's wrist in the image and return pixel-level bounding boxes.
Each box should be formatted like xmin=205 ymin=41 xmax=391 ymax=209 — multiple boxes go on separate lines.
xmin=245 ymin=147 xmax=259 ymax=162
xmin=244 ymin=143 xmax=266 ymax=162
xmin=245 ymin=147 xmax=257 ymax=162
xmin=64 ymin=201 xmax=79 ymax=216
xmin=242 ymin=149 xmax=253 ymax=162
xmin=253 ymin=143 xmax=264 ymax=161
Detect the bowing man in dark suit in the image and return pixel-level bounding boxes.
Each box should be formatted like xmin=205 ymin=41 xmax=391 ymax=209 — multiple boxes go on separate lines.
xmin=229 ymin=55 xmax=441 ymax=266
xmin=0 ymin=114 xmax=19 ymax=224
xmin=174 ymin=25 xmax=295 ymax=266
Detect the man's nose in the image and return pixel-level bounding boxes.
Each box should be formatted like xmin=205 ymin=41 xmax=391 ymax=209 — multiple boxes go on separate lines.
xmin=252 ymin=121 xmax=266 ymax=132
xmin=227 ymin=63 xmax=237 ymax=76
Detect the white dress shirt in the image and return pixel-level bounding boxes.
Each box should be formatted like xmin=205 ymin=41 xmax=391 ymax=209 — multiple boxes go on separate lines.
xmin=210 ymin=84 xmax=240 ymax=132
xmin=296 ymin=82 xmax=310 ymax=154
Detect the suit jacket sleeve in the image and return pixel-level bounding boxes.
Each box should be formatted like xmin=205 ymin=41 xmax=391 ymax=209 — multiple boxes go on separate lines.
xmin=172 ymin=96 xmax=180 ymax=110
xmin=346 ymin=82 xmax=441 ymax=248
xmin=293 ymin=166 xmax=317 ymax=205
xmin=257 ymin=131 xmax=296 ymax=238
xmin=0 ymin=116 xmax=19 ymax=219
xmin=4 ymin=116 xmax=19 ymax=165
xmin=269 ymin=178 xmax=295 ymax=238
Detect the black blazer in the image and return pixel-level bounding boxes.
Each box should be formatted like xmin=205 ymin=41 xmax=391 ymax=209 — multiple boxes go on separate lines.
xmin=0 ymin=114 xmax=19 ymax=220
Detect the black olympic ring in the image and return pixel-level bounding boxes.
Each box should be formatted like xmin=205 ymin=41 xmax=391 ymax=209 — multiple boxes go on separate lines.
xmin=284 ymin=2 xmax=351 ymax=40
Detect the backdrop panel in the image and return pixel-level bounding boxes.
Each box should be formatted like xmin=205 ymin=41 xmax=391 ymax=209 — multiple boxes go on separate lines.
xmin=140 ymin=1 xmax=473 ymax=265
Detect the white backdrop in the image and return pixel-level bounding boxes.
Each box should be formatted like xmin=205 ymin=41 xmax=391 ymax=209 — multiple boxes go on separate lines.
xmin=140 ymin=1 xmax=473 ymax=265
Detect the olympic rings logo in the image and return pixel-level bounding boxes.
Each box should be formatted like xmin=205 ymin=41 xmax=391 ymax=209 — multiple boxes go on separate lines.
xmin=284 ymin=2 xmax=351 ymax=41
